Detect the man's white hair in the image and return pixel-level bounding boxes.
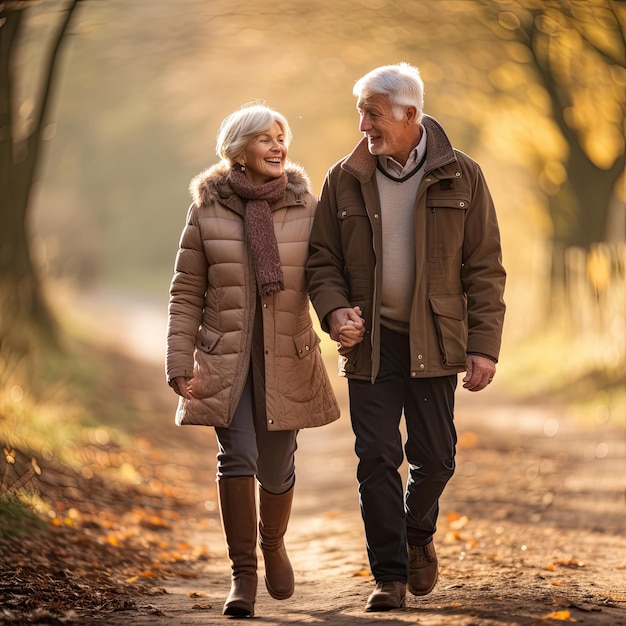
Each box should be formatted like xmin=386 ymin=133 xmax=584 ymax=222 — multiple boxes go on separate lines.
xmin=353 ymin=63 xmax=424 ymax=123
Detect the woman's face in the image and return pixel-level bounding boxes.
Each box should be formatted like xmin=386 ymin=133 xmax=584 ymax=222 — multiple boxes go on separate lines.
xmin=239 ymin=121 xmax=288 ymax=185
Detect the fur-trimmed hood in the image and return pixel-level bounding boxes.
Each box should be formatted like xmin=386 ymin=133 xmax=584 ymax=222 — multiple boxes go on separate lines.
xmin=189 ymin=160 xmax=312 ymax=209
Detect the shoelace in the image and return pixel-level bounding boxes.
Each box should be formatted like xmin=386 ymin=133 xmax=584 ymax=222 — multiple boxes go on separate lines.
xmin=409 ymin=545 xmax=435 ymax=563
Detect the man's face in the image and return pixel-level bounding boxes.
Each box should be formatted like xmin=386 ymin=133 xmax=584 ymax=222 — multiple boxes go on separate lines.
xmin=356 ymin=92 xmax=417 ymax=164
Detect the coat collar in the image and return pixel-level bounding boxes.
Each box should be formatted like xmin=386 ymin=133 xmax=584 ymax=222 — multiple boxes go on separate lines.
xmin=341 ymin=114 xmax=457 ymax=184
xmin=190 ymin=160 xmax=312 ymax=212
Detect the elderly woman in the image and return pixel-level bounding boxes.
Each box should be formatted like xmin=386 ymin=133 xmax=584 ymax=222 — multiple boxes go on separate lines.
xmin=166 ymin=103 xmax=339 ymax=617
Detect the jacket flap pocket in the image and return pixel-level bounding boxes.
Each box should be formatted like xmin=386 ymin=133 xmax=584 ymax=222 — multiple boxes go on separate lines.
xmin=196 ymin=326 xmax=223 ymax=354
xmin=293 ymin=327 xmax=321 ymax=359
xmin=337 ymin=201 xmax=367 ymax=220
xmin=426 ymin=194 xmax=471 ymax=210
xmin=429 ymin=295 xmax=467 ymax=320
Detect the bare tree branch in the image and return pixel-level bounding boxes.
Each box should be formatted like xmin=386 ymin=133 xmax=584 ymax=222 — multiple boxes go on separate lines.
xmin=22 ymin=0 xmax=83 ymax=203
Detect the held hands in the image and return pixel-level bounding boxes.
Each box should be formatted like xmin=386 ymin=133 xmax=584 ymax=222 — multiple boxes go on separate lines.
xmin=327 ymin=309 xmax=495 ymax=389
xmin=170 ymin=376 xmax=194 ymax=400
xmin=172 ymin=307 xmax=367 ymax=397
xmin=328 ymin=306 xmax=366 ymax=354
xmin=462 ymin=354 xmax=496 ymax=392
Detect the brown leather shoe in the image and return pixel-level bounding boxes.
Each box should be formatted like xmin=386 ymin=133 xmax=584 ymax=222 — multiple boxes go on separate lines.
xmin=408 ymin=540 xmax=438 ymax=596
xmin=365 ymin=581 xmax=406 ymax=612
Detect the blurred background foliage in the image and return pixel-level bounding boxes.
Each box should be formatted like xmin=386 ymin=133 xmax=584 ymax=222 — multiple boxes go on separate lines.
xmin=2 ymin=0 xmax=626 ymax=409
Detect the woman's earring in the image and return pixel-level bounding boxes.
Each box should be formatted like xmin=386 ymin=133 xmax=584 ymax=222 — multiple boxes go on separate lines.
xmin=239 ymin=162 xmax=246 ymax=172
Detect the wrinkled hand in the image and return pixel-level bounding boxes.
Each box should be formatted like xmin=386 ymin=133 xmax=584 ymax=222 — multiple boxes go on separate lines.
xmin=462 ymin=354 xmax=496 ymax=392
xmin=170 ymin=376 xmax=194 ymax=400
xmin=328 ymin=306 xmax=365 ymax=352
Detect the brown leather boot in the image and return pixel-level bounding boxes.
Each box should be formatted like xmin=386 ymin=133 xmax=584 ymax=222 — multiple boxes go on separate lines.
xmin=408 ymin=540 xmax=438 ymax=596
xmin=218 ymin=477 xmax=258 ymax=616
xmin=365 ymin=581 xmax=406 ymax=612
xmin=258 ymin=486 xmax=295 ymax=600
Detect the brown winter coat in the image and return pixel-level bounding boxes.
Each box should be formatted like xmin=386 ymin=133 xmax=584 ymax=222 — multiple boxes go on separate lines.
xmin=166 ymin=161 xmax=340 ymax=430
xmin=306 ymin=115 xmax=506 ymax=382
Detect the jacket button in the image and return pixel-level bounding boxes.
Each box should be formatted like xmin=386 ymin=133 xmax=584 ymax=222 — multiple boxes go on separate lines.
xmin=411 ymin=371 xmax=417 ymax=377
xmin=263 ymin=303 xmax=268 ymax=308
xmin=455 ymin=172 xmax=461 ymax=177
xmin=268 ymin=419 xmax=274 ymax=425
xmin=459 ymin=201 xmax=466 ymax=207
xmin=419 ymin=363 xmax=425 ymax=369
xmin=341 ymin=210 xmax=347 ymax=217
xmin=418 ymin=354 xmax=423 ymax=359
xmin=305 ymin=345 xmax=310 ymax=351
xmin=374 ymin=213 xmax=379 ymax=219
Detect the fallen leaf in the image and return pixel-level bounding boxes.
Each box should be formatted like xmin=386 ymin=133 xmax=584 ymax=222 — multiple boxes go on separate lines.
xmin=543 ymin=609 xmax=576 ymax=621
xmin=352 ymin=569 xmax=371 ymax=577
xmin=457 ymin=431 xmax=479 ymax=448
xmin=449 ymin=515 xmax=468 ymax=530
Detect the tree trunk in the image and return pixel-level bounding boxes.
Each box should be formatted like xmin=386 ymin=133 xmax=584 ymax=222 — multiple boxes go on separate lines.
xmin=0 ymin=1 xmax=82 ymax=353
xmin=566 ymin=149 xmax=626 ymax=249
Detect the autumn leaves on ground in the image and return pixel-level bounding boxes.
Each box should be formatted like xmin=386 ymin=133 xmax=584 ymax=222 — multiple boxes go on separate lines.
xmin=1 ymin=317 xmax=625 ymax=625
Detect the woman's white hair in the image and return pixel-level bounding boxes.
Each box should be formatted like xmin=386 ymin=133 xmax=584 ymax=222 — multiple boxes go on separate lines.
xmin=353 ymin=62 xmax=424 ymax=123
xmin=216 ymin=102 xmax=293 ymax=165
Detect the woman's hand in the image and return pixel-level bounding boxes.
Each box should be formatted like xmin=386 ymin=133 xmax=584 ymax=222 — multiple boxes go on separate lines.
xmin=170 ymin=376 xmax=194 ymax=399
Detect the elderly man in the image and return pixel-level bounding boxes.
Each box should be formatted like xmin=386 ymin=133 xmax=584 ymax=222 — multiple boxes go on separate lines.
xmin=306 ymin=63 xmax=505 ymax=612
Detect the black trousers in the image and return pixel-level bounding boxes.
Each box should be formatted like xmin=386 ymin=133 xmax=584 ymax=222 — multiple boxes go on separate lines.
xmin=348 ymin=326 xmax=457 ymax=582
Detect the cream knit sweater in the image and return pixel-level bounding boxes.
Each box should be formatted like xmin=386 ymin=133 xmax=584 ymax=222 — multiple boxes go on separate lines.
xmin=376 ymin=126 xmax=427 ymax=329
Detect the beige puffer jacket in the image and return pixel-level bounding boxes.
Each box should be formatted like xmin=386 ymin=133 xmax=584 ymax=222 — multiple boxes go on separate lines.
xmin=166 ymin=161 xmax=340 ymax=431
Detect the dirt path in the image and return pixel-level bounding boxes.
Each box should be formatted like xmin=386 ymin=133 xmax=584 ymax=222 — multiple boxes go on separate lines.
xmin=98 ymin=374 xmax=625 ymax=624
xmin=78 ymin=293 xmax=626 ymax=625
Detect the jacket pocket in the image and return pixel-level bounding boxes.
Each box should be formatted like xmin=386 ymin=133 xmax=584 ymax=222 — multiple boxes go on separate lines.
xmin=191 ymin=327 xmax=226 ymax=398
xmin=337 ymin=201 xmax=373 ymax=266
xmin=195 ymin=326 xmax=223 ymax=354
xmin=427 ymin=193 xmax=470 ymax=258
xmin=293 ymin=326 xmax=321 ymax=359
xmin=429 ymin=294 xmax=468 ymax=368
xmin=279 ymin=327 xmax=323 ymax=402
xmin=337 ymin=200 xmax=368 ymax=219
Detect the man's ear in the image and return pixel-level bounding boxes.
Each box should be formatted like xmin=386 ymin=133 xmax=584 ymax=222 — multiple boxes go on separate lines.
xmin=405 ymin=106 xmax=418 ymax=125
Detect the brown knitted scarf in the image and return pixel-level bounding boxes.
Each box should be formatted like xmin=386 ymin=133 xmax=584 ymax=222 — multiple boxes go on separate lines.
xmin=228 ymin=168 xmax=289 ymax=296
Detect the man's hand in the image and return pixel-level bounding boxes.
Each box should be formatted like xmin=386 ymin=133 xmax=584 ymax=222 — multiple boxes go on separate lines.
xmin=170 ymin=376 xmax=194 ymax=399
xmin=327 ymin=306 xmax=365 ymax=351
xmin=462 ymin=354 xmax=496 ymax=392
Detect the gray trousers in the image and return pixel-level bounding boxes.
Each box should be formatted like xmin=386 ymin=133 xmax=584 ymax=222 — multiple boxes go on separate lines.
xmin=215 ymin=371 xmax=297 ymax=495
